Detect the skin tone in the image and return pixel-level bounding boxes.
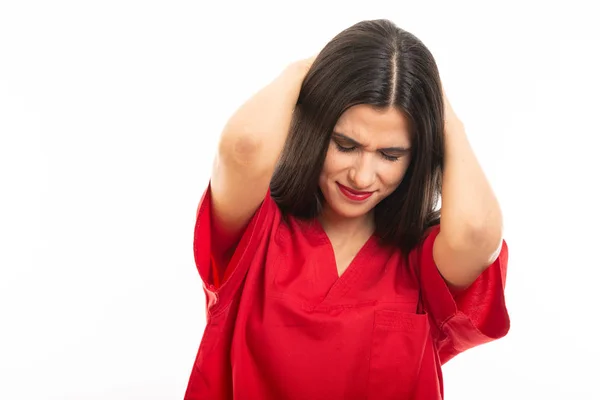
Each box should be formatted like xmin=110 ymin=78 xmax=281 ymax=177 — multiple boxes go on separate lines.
xmin=318 ymin=104 xmax=413 ymax=276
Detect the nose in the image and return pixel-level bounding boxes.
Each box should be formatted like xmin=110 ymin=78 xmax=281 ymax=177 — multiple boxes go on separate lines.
xmin=348 ymin=153 xmax=376 ymax=190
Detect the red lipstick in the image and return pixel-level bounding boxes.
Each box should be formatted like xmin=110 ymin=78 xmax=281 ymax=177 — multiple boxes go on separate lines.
xmin=337 ymin=183 xmax=373 ymax=202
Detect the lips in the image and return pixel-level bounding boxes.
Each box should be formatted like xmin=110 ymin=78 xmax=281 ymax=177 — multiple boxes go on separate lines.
xmin=337 ymin=182 xmax=373 ymax=201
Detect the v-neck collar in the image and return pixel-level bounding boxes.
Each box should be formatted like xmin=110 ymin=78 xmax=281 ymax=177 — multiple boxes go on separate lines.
xmin=300 ymin=218 xmax=379 ymax=307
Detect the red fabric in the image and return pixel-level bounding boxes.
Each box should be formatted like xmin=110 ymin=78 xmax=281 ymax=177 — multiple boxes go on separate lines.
xmin=185 ymin=184 xmax=510 ymax=400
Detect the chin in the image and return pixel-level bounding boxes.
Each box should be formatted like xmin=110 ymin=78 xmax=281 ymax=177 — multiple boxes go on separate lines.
xmin=328 ymin=198 xmax=374 ymax=220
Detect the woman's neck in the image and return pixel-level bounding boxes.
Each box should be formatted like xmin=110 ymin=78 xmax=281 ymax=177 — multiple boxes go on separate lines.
xmin=317 ymin=206 xmax=375 ymax=244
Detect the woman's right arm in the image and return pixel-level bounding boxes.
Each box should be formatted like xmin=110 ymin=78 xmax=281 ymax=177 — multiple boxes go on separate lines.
xmin=209 ymin=57 xmax=315 ymax=255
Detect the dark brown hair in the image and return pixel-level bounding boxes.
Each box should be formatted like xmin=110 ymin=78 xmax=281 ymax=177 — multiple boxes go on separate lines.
xmin=270 ymin=19 xmax=445 ymax=256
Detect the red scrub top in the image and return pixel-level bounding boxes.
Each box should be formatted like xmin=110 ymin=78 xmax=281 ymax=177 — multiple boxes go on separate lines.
xmin=184 ymin=184 xmax=509 ymax=400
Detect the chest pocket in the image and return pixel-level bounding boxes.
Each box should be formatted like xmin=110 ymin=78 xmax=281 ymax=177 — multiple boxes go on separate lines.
xmin=367 ymin=309 xmax=430 ymax=399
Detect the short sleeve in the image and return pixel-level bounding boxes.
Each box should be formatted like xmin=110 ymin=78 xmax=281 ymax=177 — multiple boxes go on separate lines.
xmin=193 ymin=181 xmax=279 ymax=312
xmin=414 ymin=224 xmax=510 ymax=364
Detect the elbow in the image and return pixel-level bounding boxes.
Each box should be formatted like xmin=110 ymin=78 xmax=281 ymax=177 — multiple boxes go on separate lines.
xmin=461 ymin=206 xmax=504 ymax=264
xmin=467 ymin=224 xmax=504 ymax=270
xmin=218 ymin=133 xmax=262 ymax=168
xmin=447 ymin=221 xmax=504 ymax=272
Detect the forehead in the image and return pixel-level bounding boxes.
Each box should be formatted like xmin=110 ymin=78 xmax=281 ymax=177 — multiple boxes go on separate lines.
xmin=334 ymin=104 xmax=411 ymax=145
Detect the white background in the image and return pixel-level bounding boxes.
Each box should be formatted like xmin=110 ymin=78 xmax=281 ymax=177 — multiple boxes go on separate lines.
xmin=1 ymin=1 xmax=599 ymax=399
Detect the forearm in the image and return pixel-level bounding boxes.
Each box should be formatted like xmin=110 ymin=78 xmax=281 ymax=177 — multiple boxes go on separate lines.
xmin=440 ymin=119 xmax=503 ymax=254
xmin=218 ymin=61 xmax=310 ymax=171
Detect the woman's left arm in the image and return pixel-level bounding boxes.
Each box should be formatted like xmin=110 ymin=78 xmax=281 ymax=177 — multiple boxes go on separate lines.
xmin=433 ymin=90 xmax=504 ymax=289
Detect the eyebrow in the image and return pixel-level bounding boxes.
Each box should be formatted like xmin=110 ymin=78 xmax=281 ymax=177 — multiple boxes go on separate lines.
xmin=332 ymin=132 xmax=411 ymax=153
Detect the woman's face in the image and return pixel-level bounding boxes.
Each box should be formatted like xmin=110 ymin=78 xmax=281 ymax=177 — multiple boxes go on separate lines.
xmin=318 ymin=104 xmax=412 ymax=221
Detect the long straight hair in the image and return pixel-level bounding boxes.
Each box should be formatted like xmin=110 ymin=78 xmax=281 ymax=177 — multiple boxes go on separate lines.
xmin=270 ymin=19 xmax=445 ymax=257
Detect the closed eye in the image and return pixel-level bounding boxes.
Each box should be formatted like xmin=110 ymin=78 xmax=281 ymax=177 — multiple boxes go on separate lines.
xmin=334 ymin=141 xmax=402 ymax=162
xmin=334 ymin=142 xmax=356 ymax=153
xmin=380 ymin=152 xmax=400 ymax=162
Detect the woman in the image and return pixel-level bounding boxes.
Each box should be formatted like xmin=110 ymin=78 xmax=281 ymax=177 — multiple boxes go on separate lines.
xmin=185 ymin=19 xmax=509 ymax=400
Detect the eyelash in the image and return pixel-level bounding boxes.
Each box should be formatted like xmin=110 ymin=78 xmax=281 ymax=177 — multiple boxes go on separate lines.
xmin=334 ymin=142 xmax=400 ymax=162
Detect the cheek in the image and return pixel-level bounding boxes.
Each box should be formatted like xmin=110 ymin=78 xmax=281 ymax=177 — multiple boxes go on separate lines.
xmin=381 ymin=161 xmax=410 ymax=189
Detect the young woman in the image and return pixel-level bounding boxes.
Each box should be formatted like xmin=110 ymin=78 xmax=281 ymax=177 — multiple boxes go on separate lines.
xmin=185 ymin=19 xmax=509 ymax=400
